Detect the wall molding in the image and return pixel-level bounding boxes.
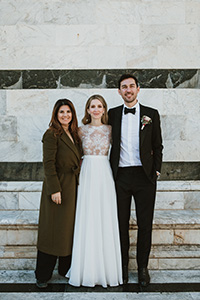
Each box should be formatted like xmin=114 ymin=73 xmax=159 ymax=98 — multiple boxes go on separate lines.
xmin=0 ymin=69 xmax=200 ymax=89
xmin=1 ymin=162 xmax=199 ymax=181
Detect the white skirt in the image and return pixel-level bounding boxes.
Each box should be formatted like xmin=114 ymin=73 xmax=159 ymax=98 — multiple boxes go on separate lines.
xmin=67 ymin=155 xmax=122 ymax=288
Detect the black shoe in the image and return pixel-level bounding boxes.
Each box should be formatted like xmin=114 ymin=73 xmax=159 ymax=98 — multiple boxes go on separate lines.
xmin=58 ymin=271 xmax=66 ymax=278
xmin=138 ymin=267 xmax=150 ymax=287
xmin=36 ymin=280 xmax=48 ymax=288
xmin=122 ymin=265 xmax=128 ymax=284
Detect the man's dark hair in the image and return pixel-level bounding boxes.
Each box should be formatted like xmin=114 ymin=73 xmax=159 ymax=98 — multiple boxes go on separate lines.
xmin=118 ymin=74 xmax=139 ymax=89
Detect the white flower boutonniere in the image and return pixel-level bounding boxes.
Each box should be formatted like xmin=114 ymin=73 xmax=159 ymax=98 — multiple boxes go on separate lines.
xmin=141 ymin=115 xmax=152 ymax=130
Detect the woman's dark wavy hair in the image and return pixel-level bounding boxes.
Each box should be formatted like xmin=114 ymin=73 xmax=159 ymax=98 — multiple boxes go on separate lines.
xmin=49 ymin=99 xmax=80 ymax=144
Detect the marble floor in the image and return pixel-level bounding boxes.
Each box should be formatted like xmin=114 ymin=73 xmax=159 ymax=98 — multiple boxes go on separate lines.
xmin=0 ymin=270 xmax=199 ymax=300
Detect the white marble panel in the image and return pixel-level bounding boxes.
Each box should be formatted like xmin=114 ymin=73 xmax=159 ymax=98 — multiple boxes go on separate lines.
xmin=177 ymin=25 xmax=199 ymax=46
xmin=0 ymin=116 xmax=17 ymax=141
xmin=105 ymin=25 xmax=140 ymax=46
xmin=0 ymin=231 xmax=7 ymax=245
xmin=0 ymin=45 xmax=46 ymax=69
xmin=186 ymin=1 xmax=200 ymax=24
xmin=159 ymin=258 xmax=200 ymax=270
xmin=0 ymin=209 xmax=38 ymax=225
xmin=133 ymin=1 xmax=185 ymax=25
xmin=55 ymin=25 xmax=106 ymax=47
xmin=158 ymin=46 xmax=200 ymax=68
xmin=19 ymin=192 xmax=41 ymax=210
xmin=140 ymin=25 xmax=177 ymax=47
xmin=184 ymin=192 xmax=200 ymax=210
xmin=155 ymin=192 xmax=184 ymax=210
xmin=138 ymin=89 xmax=164 ymax=113
xmin=43 ymin=0 xmax=96 ymax=25
xmin=0 ymin=182 xmax=43 ymax=192
xmin=126 ymin=46 xmax=158 ymax=68
xmin=153 ymin=210 xmax=200 ymax=226
xmin=185 ymin=115 xmax=200 ymax=142
xmin=7 ymin=90 xmax=49 ymax=115
xmin=129 ymin=229 xmax=137 ymax=244
xmin=157 ymin=181 xmax=200 ymax=191
xmin=163 ymin=140 xmax=200 ymax=161
xmin=174 ymin=230 xmax=200 ymax=245
xmin=163 ymin=89 xmax=200 ymax=115
xmin=0 ymin=90 xmax=6 ymax=115
xmin=87 ymin=46 xmax=126 ymax=69
xmin=0 ymin=192 xmax=19 ymax=210
xmin=2 ymin=245 xmax=36 ymax=258
xmin=0 ymin=0 xmax=44 ymax=25
xmin=0 ymin=140 xmax=42 ymax=162
xmin=150 ymin=245 xmax=200 ymax=258
xmin=7 ymin=229 xmax=37 ymax=245
xmin=17 ymin=116 xmax=49 ymax=142
xmin=12 ymin=25 xmax=57 ymax=48
xmin=45 ymin=46 xmax=89 ymax=69
xmin=0 ymin=258 xmax=36 ymax=270
xmin=95 ymin=1 xmax=137 ymax=25
xmin=152 ymin=230 xmax=174 ymax=244
xmin=161 ymin=115 xmax=187 ymax=141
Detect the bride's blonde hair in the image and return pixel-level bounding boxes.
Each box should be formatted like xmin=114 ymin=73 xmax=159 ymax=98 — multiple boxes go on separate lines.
xmin=82 ymin=94 xmax=108 ymax=125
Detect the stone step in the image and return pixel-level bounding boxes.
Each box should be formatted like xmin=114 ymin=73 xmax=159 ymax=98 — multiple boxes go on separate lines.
xmin=0 ymin=245 xmax=200 ymax=270
xmin=0 ymin=270 xmax=199 ymax=300
xmin=0 ymin=209 xmax=199 ymax=270
xmin=0 ymin=269 xmax=199 ymax=283
xmin=0 ymin=181 xmax=200 ymax=211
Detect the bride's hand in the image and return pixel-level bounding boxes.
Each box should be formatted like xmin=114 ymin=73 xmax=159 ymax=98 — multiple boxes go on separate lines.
xmin=51 ymin=192 xmax=61 ymax=204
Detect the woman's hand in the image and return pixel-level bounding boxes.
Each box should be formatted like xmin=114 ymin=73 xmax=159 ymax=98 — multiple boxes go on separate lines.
xmin=51 ymin=192 xmax=61 ymax=204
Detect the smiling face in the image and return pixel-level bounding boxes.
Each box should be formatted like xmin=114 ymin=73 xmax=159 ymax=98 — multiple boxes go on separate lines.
xmin=57 ymin=105 xmax=72 ymax=128
xmin=87 ymin=99 xmax=105 ymax=122
xmin=118 ymin=77 xmax=140 ymax=107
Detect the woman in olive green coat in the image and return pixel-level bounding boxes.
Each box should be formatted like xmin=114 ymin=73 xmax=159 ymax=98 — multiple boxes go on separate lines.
xmin=35 ymin=99 xmax=81 ymax=288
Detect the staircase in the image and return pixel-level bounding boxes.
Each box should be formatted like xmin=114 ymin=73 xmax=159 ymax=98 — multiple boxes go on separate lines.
xmin=0 ymin=180 xmax=200 ymax=271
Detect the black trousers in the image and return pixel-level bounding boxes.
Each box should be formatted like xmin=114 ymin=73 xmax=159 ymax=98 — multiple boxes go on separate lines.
xmin=115 ymin=166 xmax=156 ymax=269
xmin=35 ymin=250 xmax=71 ymax=282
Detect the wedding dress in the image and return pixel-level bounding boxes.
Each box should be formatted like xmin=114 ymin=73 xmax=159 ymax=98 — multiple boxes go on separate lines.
xmin=67 ymin=124 xmax=122 ymax=287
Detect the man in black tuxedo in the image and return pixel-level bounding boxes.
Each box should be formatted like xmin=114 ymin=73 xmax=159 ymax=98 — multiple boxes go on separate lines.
xmin=108 ymin=74 xmax=163 ymax=286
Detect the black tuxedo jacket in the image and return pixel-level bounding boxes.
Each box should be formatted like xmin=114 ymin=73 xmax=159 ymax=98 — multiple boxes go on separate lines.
xmin=108 ymin=104 xmax=163 ymax=184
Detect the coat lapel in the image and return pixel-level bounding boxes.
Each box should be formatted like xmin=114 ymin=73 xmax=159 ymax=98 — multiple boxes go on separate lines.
xmin=60 ymin=131 xmax=80 ymax=161
xmin=115 ymin=105 xmax=123 ymax=142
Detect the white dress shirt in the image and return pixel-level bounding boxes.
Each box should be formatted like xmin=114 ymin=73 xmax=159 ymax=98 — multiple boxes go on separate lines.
xmin=119 ymin=102 xmax=142 ymax=167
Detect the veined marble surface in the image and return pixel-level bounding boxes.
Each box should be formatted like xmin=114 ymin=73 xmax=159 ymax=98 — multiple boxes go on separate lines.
xmin=0 ymin=88 xmax=200 ymax=162
xmin=0 ymin=271 xmax=199 ymax=300
xmin=0 ymin=270 xmax=199 ymax=284
xmin=0 ymin=210 xmax=199 ymax=228
xmin=1 ymin=181 xmax=200 ymax=192
xmin=0 ymin=293 xmax=199 ymax=300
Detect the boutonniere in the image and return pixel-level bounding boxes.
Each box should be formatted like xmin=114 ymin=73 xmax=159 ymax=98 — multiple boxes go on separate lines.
xmin=141 ymin=115 xmax=152 ymax=130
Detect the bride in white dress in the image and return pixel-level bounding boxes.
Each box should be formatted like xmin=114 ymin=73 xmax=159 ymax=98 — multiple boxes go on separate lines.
xmin=67 ymin=95 xmax=122 ymax=288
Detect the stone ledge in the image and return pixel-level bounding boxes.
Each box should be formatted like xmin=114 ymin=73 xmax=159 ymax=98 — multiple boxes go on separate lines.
xmin=1 ymin=245 xmax=199 ymax=259
xmin=0 ymin=210 xmax=200 ymax=229
xmin=1 ymin=162 xmax=200 ymax=180
xmin=0 ymin=269 xmax=200 ymax=283
xmin=1 ymin=181 xmax=200 ymax=192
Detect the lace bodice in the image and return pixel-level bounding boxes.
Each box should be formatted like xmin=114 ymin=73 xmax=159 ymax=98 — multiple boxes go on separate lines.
xmin=79 ymin=124 xmax=111 ymax=156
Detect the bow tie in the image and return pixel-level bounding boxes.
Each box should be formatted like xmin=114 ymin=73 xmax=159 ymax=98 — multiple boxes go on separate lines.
xmin=124 ymin=107 xmax=136 ymax=115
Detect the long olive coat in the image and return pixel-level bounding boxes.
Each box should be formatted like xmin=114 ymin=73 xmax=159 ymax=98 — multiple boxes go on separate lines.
xmin=37 ymin=129 xmax=81 ymax=257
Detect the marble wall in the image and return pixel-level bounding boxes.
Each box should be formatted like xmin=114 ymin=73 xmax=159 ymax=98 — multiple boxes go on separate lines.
xmin=0 ymin=0 xmax=200 ymax=69
xmin=0 ymin=0 xmax=200 ymax=179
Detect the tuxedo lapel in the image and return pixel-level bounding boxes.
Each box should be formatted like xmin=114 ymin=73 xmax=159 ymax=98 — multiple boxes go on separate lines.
xmin=140 ymin=104 xmax=148 ymax=148
xmin=60 ymin=131 xmax=80 ymax=160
